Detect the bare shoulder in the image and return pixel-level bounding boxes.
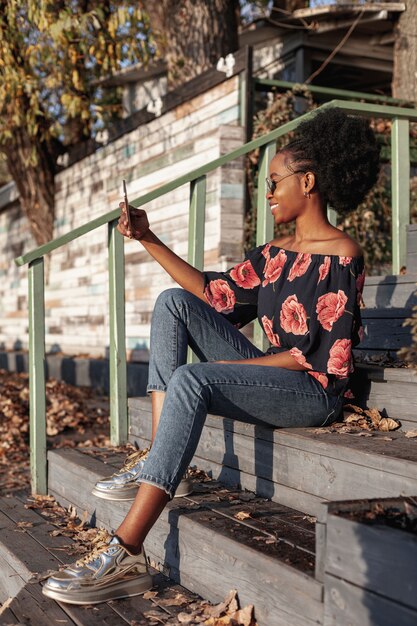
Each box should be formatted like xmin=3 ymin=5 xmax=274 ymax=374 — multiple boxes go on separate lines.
xmin=329 ymin=232 xmax=363 ymax=257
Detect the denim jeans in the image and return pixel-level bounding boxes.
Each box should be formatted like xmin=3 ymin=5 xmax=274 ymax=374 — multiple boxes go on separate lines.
xmin=138 ymin=288 xmax=342 ymax=498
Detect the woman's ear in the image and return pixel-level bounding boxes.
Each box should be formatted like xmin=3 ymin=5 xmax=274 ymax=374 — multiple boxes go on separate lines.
xmin=303 ymin=171 xmax=316 ymax=194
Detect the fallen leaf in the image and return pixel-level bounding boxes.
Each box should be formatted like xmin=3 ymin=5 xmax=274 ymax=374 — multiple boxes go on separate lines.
xmin=405 ymin=430 xmax=417 ymax=438
xmin=143 ymin=590 xmax=158 ymax=600
xmin=234 ymin=511 xmax=251 ymax=521
xmin=158 ymin=593 xmax=189 ymax=607
xmin=364 ymin=408 xmax=382 ymax=427
xmin=378 ymin=418 xmax=401 ymax=432
xmin=344 ymin=404 xmax=364 ymax=414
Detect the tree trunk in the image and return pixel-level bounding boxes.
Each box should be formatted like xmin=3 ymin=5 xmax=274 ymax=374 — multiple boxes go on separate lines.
xmin=3 ymin=123 xmax=57 ymax=248
xmin=143 ymin=0 xmax=240 ymax=89
xmin=392 ymin=0 xmax=417 ymax=102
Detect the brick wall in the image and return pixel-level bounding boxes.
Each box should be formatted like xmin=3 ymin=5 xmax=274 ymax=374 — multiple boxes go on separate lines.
xmin=0 ymin=76 xmax=246 ymax=360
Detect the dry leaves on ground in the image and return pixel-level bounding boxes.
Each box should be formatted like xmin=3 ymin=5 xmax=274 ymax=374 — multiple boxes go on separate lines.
xmin=0 ymin=370 xmax=110 ymax=494
xmin=315 ymin=404 xmax=402 ymax=436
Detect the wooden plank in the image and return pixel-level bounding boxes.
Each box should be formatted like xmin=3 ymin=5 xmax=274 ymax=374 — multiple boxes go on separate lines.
xmin=57 ymin=599 xmax=131 ymax=626
xmin=323 ymin=574 xmax=417 ymax=626
xmin=360 ymin=306 xmax=411 ymax=318
xmin=361 ymin=280 xmax=417 ymax=309
xmin=360 ymin=317 xmax=412 ymax=349
xmin=0 ymin=605 xmax=20 ymax=625
xmin=325 ymin=512 xmax=417 ymax=610
xmin=129 ymin=406 xmax=417 ymax=479
xmin=144 ymin=511 xmax=323 ymax=626
xmin=0 ymin=510 xmax=60 ymax=585
xmin=130 ymin=433 xmax=327 ymax=517
xmin=1 ymin=496 xmax=77 ymax=563
xmin=0 ymin=551 xmax=27 ymax=604
xmin=7 ymin=583 xmax=76 ymax=626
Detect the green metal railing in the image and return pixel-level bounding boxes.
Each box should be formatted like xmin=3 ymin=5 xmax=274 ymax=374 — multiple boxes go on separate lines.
xmin=15 ymin=99 xmax=417 ymax=494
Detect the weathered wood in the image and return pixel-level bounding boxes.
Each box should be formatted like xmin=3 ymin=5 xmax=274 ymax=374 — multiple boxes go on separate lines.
xmin=360 ymin=317 xmax=412 ymax=349
xmin=57 ymin=598 xmax=131 ymax=626
xmin=47 ymin=448 xmax=323 ymax=626
xmin=0 ymin=605 xmax=20 ymax=625
xmin=131 ymin=433 xmax=327 ymax=516
xmin=6 ymin=583 xmax=76 ymax=626
xmin=1 ymin=495 xmax=77 ymax=563
xmin=129 ymin=404 xmax=417 ymax=480
xmin=362 ymin=276 xmax=417 ymax=309
xmin=323 ymin=574 xmax=417 ymax=626
xmin=325 ymin=504 xmax=417 ymax=610
xmin=0 ymin=509 xmax=61 ymax=597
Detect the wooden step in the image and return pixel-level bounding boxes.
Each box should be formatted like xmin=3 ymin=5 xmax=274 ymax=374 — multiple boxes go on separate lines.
xmin=0 ymin=493 xmax=211 ymax=626
xmin=47 ymin=447 xmax=324 ymax=626
xmin=351 ymin=363 xmax=417 ymax=429
xmin=129 ymin=397 xmax=417 ymax=519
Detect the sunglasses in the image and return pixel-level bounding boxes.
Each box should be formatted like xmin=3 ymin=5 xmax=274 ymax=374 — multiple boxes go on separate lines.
xmin=266 ymin=170 xmax=306 ymax=194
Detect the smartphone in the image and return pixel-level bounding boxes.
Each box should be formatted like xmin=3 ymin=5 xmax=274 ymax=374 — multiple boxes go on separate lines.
xmin=122 ymin=179 xmax=133 ymax=234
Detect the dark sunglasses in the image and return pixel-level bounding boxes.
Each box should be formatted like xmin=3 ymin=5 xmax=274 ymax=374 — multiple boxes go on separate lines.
xmin=266 ymin=170 xmax=306 ymax=194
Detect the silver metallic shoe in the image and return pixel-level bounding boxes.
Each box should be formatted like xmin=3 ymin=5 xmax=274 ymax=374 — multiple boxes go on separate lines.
xmin=42 ymin=536 xmax=152 ymax=605
xmin=92 ymin=448 xmax=150 ymax=500
xmin=92 ymin=447 xmax=193 ymax=501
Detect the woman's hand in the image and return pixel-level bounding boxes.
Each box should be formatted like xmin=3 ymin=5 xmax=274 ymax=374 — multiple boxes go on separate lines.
xmin=117 ymin=201 xmax=150 ymax=240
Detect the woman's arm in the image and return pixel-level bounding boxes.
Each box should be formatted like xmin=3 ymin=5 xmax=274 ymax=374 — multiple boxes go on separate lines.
xmin=118 ymin=204 xmax=205 ymax=300
xmin=216 ymin=351 xmax=307 ymax=370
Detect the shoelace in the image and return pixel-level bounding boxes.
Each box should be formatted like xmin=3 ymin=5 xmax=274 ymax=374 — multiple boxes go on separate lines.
xmin=75 ymin=543 xmax=111 ymax=568
xmin=115 ymin=448 xmax=150 ymax=474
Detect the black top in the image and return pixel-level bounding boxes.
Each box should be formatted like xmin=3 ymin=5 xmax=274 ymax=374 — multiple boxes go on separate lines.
xmin=203 ymin=243 xmax=365 ymax=396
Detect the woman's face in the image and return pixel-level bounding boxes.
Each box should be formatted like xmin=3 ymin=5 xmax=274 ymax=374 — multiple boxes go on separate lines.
xmin=266 ymin=152 xmax=307 ymax=225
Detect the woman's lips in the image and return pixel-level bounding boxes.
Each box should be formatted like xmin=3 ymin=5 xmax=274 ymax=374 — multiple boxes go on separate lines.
xmin=270 ymin=203 xmax=279 ymax=213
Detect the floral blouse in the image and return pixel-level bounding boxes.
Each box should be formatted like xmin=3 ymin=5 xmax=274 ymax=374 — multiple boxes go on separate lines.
xmin=203 ymin=243 xmax=365 ymax=397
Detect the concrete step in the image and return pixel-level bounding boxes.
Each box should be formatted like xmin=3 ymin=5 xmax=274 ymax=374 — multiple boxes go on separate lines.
xmin=129 ymin=397 xmax=417 ymax=519
xmin=47 ymin=447 xmax=324 ymax=626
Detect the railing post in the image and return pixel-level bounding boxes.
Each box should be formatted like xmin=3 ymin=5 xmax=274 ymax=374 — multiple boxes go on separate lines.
xmin=391 ymin=117 xmax=410 ymax=274
xmin=108 ymin=219 xmax=128 ymax=445
xmin=254 ymin=140 xmax=276 ymax=350
xmin=188 ymin=176 xmax=207 ymax=270
xmin=187 ymin=176 xmax=207 ymax=363
xmin=28 ymin=258 xmax=47 ymax=494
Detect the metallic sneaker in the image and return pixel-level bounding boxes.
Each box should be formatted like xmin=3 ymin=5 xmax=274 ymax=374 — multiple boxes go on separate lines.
xmin=92 ymin=448 xmax=193 ymax=501
xmin=42 ymin=536 xmax=152 ymax=605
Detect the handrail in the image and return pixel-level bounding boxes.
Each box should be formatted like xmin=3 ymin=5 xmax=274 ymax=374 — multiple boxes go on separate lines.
xmin=14 ymin=100 xmax=417 ymax=268
xmin=254 ymin=78 xmax=415 ymax=108
xmin=15 ymin=98 xmax=416 ymax=494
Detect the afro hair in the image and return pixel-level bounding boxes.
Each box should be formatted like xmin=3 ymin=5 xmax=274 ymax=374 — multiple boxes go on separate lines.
xmin=282 ymin=107 xmax=381 ymax=215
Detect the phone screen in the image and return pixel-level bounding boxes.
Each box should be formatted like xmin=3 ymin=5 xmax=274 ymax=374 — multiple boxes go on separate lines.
xmin=122 ymin=179 xmax=133 ymax=233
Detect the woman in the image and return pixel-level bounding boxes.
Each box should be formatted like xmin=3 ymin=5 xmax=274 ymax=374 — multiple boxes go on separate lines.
xmin=42 ymin=107 xmax=380 ymax=605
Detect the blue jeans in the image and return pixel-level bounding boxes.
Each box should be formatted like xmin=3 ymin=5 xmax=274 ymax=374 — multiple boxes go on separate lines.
xmin=138 ymin=288 xmax=342 ymax=498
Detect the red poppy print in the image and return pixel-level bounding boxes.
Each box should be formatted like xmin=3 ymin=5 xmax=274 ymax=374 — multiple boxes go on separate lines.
xmin=261 ymin=315 xmax=281 ymax=347
xmin=230 ymin=260 xmax=260 ymax=289
xmin=262 ymin=250 xmax=288 ymax=287
xmin=280 ymin=295 xmax=308 ymax=335
xmin=204 ymin=279 xmax=236 ymax=314
xmin=287 ymin=253 xmax=312 ymax=282
xmin=339 ymin=256 xmax=352 ymax=266
xmin=327 ymin=338 xmax=352 ymax=378
xmin=316 ymin=290 xmax=348 ymax=331
xmin=308 ymin=370 xmax=329 ymax=389
xmin=317 ymin=256 xmax=331 ymax=284
xmin=290 ymin=347 xmax=312 ymax=369
xmin=262 ymin=243 xmax=271 ymax=259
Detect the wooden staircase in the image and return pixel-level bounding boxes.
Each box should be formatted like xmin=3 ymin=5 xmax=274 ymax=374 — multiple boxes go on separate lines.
xmin=1 ymin=230 xmax=417 ymax=625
